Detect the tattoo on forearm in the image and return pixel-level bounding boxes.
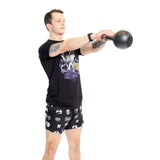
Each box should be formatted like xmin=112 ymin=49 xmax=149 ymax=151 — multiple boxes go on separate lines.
xmin=92 ymin=40 xmax=106 ymax=49
xmin=49 ymin=43 xmax=61 ymax=53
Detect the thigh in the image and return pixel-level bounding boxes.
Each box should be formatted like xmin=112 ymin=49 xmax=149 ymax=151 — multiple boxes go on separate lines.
xmin=64 ymin=106 xmax=84 ymax=130
xmin=65 ymin=126 xmax=83 ymax=146
xmin=45 ymin=129 xmax=62 ymax=150
xmin=45 ymin=104 xmax=73 ymax=134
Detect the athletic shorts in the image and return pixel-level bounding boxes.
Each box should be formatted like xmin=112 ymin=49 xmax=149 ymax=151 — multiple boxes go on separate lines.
xmin=45 ymin=104 xmax=84 ymax=134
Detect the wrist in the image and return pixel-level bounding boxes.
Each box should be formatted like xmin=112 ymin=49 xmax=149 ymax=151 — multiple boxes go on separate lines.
xmin=91 ymin=33 xmax=96 ymax=40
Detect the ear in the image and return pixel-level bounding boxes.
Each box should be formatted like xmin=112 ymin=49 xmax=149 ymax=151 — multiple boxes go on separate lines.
xmin=46 ymin=23 xmax=52 ymax=30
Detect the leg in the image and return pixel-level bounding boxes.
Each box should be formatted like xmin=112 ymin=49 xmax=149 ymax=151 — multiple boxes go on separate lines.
xmin=65 ymin=126 xmax=83 ymax=160
xmin=42 ymin=129 xmax=62 ymax=160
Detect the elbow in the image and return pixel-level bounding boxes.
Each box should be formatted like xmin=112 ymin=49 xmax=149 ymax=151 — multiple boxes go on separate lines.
xmin=49 ymin=52 xmax=57 ymax=57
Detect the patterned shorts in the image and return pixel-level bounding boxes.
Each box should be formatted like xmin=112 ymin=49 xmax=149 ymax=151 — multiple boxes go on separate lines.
xmin=45 ymin=104 xmax=84 ymax=134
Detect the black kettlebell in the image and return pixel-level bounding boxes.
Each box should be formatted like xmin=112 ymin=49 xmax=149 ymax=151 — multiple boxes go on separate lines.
xmin=102 ymin=30 xmax=133 ymax=49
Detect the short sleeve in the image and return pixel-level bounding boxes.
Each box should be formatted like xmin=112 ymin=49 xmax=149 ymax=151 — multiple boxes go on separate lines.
xmin=38 ymin=43 xmax=51 ymax=60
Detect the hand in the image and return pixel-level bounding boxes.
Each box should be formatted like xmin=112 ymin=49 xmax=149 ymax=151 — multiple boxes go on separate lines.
xmin=92 ymin=30 xmax=115 ymax=41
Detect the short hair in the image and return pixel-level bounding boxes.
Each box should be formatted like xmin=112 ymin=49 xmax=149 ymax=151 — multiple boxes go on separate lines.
xmin=44 ymin=9 xmax=64 ymax=26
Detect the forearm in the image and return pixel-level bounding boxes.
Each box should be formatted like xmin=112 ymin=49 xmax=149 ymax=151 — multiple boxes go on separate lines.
xmin=81 ymin=40 xmax=106 ymax=55
xmin=64 ymin=35 xmax=90 ymax=51
xmin=92 ymin=40 xmax=106 ymax=49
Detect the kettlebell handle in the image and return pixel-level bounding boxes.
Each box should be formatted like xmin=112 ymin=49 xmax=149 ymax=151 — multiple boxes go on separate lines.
xmin=101 ymin=34 xmax=114 ymax=41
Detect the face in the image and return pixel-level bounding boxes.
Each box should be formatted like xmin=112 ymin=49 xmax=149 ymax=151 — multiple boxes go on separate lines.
xmin=48 ymin=12 xmax=65 ymax=35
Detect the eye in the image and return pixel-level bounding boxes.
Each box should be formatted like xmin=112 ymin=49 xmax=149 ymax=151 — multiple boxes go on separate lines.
xmin=56 ymin=19 xmax=60 ymax=22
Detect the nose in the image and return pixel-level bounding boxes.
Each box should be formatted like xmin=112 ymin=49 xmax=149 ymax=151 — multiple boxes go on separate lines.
xmin=61 ymin=22 xmax=65 ymax=26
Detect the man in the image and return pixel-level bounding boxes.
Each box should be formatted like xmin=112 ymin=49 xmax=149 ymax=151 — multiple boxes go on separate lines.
xmin=38 ymin=9 xmax=114 ymax=160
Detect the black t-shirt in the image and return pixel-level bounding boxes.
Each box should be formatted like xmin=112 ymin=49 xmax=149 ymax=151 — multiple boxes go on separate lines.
xmin=38 ymin=40 xmax=82 ymax=109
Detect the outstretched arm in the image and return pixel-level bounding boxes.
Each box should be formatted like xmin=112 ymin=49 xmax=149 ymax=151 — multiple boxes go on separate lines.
xmin=49 ymin=36 xmax=88 ymax=57
xmin=49 ymin=30 xmax=114 ymax=57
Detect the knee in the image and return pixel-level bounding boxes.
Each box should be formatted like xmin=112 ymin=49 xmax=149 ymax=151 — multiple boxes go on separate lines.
xmin=47 ymin=143 xmax=58 ymax=159
xmin=69 ymin=141 xmax=80 ymax=151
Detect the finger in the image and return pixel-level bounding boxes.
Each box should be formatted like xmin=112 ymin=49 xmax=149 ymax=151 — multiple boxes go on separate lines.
xmin=106 ymin=30 xmax=115 ymax=36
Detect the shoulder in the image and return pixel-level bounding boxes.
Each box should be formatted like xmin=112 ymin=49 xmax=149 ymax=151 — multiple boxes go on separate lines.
xmin=39 ymin=40 xmax=52 ymax=52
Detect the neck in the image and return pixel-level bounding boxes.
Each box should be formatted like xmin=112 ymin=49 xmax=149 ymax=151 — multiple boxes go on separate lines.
xmin=49 ymin=32 xmax=63 ymax=41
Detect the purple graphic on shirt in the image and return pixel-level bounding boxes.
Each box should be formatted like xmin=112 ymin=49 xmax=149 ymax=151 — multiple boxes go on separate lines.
xmin=59 ymin=51 xmax=79 ymax=82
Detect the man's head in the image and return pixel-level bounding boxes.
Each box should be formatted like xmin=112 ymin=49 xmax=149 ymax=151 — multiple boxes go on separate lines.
xmin=44 ymin=9 xmax=65 ymax=35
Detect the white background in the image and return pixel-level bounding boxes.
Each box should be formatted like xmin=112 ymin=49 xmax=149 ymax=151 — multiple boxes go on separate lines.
xmin=0 ymin=0 xmax=160 ymax=159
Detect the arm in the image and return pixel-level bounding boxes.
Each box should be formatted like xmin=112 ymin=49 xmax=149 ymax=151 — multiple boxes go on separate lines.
xmin=49 ymin=36 xmax=90 ymax=57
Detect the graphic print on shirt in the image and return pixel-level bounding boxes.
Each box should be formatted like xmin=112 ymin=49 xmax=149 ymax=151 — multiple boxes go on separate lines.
xmin=59 ymin=51 xmax=79 ymax=82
